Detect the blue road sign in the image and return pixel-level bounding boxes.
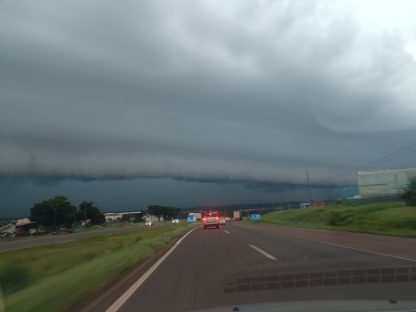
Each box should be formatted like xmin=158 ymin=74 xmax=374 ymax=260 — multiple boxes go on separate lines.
xmin=250 ymin=214 xmax=261 ymax=220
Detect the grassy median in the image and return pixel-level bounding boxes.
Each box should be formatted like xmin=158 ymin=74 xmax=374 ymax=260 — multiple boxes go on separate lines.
xmin=257 ymin=201 xmax=416 ymax=237
xmin=0 ymin=222 xmax=196 ymax=312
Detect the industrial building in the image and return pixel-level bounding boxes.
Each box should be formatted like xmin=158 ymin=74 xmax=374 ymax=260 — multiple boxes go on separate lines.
xmin=357 ymin=168 xmax=416 ymax=198
xmin=104 ymin=211 xmax=143 ymax=223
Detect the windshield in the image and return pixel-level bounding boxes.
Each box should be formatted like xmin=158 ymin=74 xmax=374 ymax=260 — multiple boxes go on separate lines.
xmin=1 ymin=1 xmax=416 ymax=312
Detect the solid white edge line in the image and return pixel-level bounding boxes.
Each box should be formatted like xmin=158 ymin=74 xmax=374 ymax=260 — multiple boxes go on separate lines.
xmin=105 ymin=226 xmax=198 ymax=312
xmin=305 ymin=238 xmax=416 ymax=263
xmin=249 ymin=244 xmax=277 ymax=261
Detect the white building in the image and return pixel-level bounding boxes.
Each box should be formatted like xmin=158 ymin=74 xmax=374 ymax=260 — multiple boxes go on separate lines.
xmin=104 ymin=213 xmax=123 ymax=222
xmin=144 ymin=214 xmax=163 ymax=222
xmin=357 ymin=168 xmax=416 ymax=198
xmin=104 ymin=211 xmax=144 ymax=222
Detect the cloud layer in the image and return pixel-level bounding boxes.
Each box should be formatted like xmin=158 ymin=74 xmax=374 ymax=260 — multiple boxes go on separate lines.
xmin=1 ymin=0 xmax=416 ymax=186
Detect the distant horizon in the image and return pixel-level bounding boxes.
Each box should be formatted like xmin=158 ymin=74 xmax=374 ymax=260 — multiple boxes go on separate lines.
xmin=1 ymin=183 xmax=357 ymax=219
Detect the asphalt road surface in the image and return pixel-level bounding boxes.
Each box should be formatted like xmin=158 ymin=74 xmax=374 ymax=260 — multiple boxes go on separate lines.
xmin=89 ymin=222 xmax=416 ymax=312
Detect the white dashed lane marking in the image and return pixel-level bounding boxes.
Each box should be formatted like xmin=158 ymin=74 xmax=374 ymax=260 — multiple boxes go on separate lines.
xmin=249 ymin=244 xmax=277 ymax=261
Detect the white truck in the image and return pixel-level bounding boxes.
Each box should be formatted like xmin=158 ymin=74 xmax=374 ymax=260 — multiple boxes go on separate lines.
xmin=189 ymin=212 xmax=202 ymax=221
xmin=233 ymin=210 xmax=241 ymax=221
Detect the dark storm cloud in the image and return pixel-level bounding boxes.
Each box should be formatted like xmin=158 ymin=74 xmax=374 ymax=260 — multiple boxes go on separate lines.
xmin=1 ymin=0 xmax=416 ymax=189
xmin=0 ymin=174 xmax=354 ymax=217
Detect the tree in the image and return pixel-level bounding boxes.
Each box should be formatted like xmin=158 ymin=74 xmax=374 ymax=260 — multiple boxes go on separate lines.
xmin=148 ymin=205 xmax=163 ymax=221
xmin=164 ymin=206 xmax=180 ymax=220
xmin=30 ymin=195 xmax=77 ymax=228
xmin=147 ymin=205 xmax=180 ymax=221
xmin=402 ymin=176 xmax=416 ymax=206
xmin=77 ymin=201 xmax=105 ymax=225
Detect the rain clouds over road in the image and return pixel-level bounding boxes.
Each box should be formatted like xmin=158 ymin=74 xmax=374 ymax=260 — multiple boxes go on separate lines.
xmin=1 ymin=1 xmax=416 ymax=215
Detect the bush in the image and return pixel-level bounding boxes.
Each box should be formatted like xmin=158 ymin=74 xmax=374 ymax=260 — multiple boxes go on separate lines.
xmin=402 ymin=177 xmax=416 ymax=207
xmin=0 ymin=262 xmax=32 ymax=295
xmin=326 ymin=210 xmax=346 ymax=226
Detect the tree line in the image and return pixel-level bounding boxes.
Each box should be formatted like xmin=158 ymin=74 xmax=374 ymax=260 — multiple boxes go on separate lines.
xmin=30 ymin=195 xmax=105 ymax=228
xmin=147 ymin=205 xmax=180 ymax=221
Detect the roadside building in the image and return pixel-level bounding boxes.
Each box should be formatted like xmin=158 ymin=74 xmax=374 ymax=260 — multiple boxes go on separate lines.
xmin=104 ymin=211 xmax=144 ymax=223
xmin=104 ymin=213 xmax=123 ymax=222
xmin=144 ymin=214 xmax=162 ymax=222
xmin=0 ymin=223 xmax=16 ymax=237
xmin=16 ymin=217 xmax=32 ymax=225
xmin=357 ymin=168 xmax=416 ymax=198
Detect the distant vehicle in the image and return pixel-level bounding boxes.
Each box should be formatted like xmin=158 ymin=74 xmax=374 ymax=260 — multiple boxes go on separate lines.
xmin=171 ymin=218 xmax=179 ymax=224
xmin=233 ymin=210 xmax=241 ymax=221
xmin=189 ymin=212 xmax=202 ymax=221
xmin=145 ymin=221 xmax=154 ymax=226
xmin=219 ymin=216 xmax=226 ymax=225
xmin=225 ymin=217 xmax=231 ymax=222
xmin=202 ymin=211 xmax=220 ymax=229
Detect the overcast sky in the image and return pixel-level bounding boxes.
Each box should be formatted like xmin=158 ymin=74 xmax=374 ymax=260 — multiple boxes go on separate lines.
xmin=1 ymin=0 xmax=416 ymax=216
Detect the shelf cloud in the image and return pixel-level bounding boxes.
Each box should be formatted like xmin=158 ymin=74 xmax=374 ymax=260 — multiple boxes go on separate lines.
xmin=1 ymin=1 xmax=416 ymax=214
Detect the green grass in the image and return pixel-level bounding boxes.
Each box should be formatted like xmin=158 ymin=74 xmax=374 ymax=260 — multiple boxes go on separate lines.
xmin=257 ymin=201 xmax=416 ymax=237
xmin=0 ymin=223 xmax=196 ymax=312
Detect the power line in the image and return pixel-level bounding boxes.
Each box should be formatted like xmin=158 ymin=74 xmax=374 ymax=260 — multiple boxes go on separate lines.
xmin=318 ymin=140 xmax=416 ymax=182
xmin=359 ymin=141 xmax=416 ymax=168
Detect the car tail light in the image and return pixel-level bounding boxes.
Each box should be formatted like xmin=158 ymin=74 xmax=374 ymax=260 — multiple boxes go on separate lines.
xmin=215 ymin=217 xmax=219 ymax=221
xmin=202 ymin=217 xmax=206 ymax=223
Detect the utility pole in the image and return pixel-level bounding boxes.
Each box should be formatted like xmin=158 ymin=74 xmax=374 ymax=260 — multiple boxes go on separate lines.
xmin=84 ymin=205 xmax=87 ymax=224
xmin=53 ymin=206 xmax=57 ymax=230
xmin=306 ymin=171 xmax=312 ymax=203
xmin=355 ymin=168 xmax=360 ymax=198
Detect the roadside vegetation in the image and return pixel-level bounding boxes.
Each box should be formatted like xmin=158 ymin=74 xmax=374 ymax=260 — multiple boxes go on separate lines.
xmin=258 ymin=201 xmax=416 ymax=237
xmin=0 ymin=222 xmax=195 ymax=312
xmin=30 ymin=195 xmax=106 ymax=228
xmin=147 ymin=205 xmax=181 ymax=221
xmin=402 ymin=176 xmax=416 ymax=207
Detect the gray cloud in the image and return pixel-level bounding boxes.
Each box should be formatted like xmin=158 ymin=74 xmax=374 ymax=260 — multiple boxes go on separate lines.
xmin=1 ymin=0 xmax=416 ymax=192
xmin=0 ymin=175 xmax=354 ymax=217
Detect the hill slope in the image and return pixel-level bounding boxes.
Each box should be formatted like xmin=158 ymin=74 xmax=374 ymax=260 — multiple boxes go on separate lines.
xmin=259 ymin=202 xmax=416 ymax=237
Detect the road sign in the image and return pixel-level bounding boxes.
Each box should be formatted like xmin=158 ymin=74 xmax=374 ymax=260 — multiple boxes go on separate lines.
xmin=187 ymin=215 xmax=196 ymax=222
xmin=250 ymin=214 xmax=261 ymax=220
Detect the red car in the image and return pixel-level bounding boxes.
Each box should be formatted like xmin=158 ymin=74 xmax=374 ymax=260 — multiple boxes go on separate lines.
xmin=202 ymin=211 xmax=220 ymax=229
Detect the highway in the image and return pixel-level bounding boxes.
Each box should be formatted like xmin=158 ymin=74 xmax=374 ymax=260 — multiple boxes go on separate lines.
xmin=0 ymin=225 xmax=146 ymax=252
xmin=86 ymin=222 xmax=416 ymax=312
